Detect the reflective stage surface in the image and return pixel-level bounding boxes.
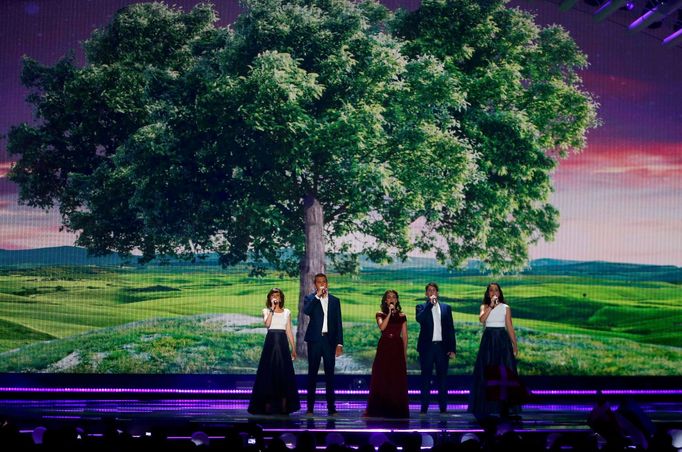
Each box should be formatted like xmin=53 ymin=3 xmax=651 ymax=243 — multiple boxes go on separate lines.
xmin=1 ymin=396 xmax=681 ymax=449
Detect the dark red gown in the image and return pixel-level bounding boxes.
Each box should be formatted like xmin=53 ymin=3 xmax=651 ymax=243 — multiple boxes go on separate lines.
xmin=364 ymin=313 xmax=409 ymax=418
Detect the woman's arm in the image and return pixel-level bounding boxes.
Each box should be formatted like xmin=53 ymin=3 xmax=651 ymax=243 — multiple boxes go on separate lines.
xmin=479 ymin=304 xmax=492 ymax=324
xmin=263 ymin=308 xmax=273 ymax=328
xmin=377 ymin=312 xmax=390 ymax=331
xmin=505 ymin=306 xmax=518 ymax=357
xmin=286 ymin=311 xmax=296 ymax=360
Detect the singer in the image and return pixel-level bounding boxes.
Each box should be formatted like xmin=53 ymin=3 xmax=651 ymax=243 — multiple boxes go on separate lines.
xmin=416 ymin=282 xmax=457 ymax=414
xmin=303 ymin=273 xmax=344 ymax=416
xmin=248 ymin=288 xmax=300 ymax=415
xmin=364 ymin=290 xmax=409 ymax=418
xmin=467 ymin=282 xmax=526 ymax=420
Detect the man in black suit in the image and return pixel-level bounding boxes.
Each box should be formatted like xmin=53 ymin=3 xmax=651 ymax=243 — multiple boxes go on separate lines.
xmin=303 ymin=273 xmax=344 ymax=416
xmin=416 ymin=282 xmax=456 ymax=413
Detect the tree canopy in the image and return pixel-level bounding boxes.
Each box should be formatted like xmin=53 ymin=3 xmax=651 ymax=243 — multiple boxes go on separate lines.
xmin=8 ymin=0 xmax=599 ymax=275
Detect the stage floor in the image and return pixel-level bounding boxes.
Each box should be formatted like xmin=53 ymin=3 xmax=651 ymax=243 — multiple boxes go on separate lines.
xmin=2 ymin=397 xmax=681 ymax=437
xmin=3 ymin=377 xmax=682 ymax=448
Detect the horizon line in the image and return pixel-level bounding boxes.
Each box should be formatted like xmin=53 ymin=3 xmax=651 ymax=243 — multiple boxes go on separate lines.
xmin=0 ymin=245 xmax=679 ymax=270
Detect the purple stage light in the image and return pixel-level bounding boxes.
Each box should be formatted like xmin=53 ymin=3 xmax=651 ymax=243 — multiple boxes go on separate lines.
xmin=601 ymin=389 xmax=682 ymax=395
xmin=523 ymin=404 xmax=594 ymax=412
xmin=663 ymin=28 xmax=682 ymax=45
xmin=40 ymin=415 xmax=84 ymax=419
xmin=2 ymin=386 xmax=682 ymax=396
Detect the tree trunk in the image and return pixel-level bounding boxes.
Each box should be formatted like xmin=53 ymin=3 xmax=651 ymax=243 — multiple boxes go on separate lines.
xmin=296 ymin=193 xmax=325 ymax=359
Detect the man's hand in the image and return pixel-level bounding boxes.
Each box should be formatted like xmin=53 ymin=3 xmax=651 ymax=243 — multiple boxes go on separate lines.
xmin=335 ymin=345 xmax=344 ymax=357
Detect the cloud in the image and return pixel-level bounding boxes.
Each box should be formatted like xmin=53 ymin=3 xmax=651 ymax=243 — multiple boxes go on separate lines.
xmin=580 ymin=70 xmax=659 ymax=101
xmin=0 ymin=162 xmax=19 ymax=196
xmin=0 ymin=192 xmax=77 ymax=249
xmin=530 ymin=216 xmax=682 ymax=266
xmin=532 ymin=151 xmax=682 ymax=266
xmin=554 ymin=138 xmax=682 ymax=190
xmin=0 ymin=225 xmax=77 ymax=250
xmin=0 ymin=161 xmax=14 ymax=178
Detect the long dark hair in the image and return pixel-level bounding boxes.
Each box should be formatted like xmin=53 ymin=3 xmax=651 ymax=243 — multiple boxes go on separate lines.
xmin=483 ymin=282 xmax=505 ymax=307
xmin=266 ymin=288 xmax=285 ymax=309
xmin=380 ymin=290 xmax=402 ymax=315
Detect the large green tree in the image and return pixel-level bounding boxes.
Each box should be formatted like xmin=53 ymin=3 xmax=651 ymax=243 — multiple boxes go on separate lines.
xmin=7 ymin=0 xmax=598 ymax=357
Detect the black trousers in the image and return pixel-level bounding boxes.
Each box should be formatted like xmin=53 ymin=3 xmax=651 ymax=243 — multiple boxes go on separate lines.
xmin=419 ymin=341 xmax=449 ymax=411
xmin=306 ymin=337 xmax=336 ymax=412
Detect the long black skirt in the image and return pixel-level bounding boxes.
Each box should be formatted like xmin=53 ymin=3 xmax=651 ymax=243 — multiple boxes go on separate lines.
xmin=248 ymin=330 xmax=300 ymax=415
xmin=467 ymin=327 xmax=526 ymax=417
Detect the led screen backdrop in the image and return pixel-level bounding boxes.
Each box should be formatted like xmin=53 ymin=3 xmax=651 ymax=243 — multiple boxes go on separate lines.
xmin=0 ymin=0 xmax=680 ymax=377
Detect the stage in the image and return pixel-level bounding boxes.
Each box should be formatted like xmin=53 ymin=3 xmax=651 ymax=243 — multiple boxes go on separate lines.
xmin=1 ymin=381 xmax=681 ymax=450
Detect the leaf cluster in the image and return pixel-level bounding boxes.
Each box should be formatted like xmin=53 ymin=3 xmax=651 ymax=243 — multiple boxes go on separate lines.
xmin=7 ymin=0 xmax=599 ymax=274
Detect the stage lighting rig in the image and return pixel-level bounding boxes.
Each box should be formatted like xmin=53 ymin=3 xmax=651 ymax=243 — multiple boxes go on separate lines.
xmin=594 ymin=0 xmax=630 ymax=22
xmin=551 ymin=0 xmax=682 ymax=48
xmin=629 ymin=0 xmax=679 ymax=30
xmin=663 ymin=8 xmax=682 ymax=44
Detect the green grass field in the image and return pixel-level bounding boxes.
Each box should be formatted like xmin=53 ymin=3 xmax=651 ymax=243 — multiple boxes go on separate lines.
xmin=0 ymin=265 xmax=680 ymax=375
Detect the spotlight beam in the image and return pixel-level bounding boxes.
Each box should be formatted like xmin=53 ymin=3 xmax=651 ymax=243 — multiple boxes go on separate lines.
xmin=662 ymin=26 xmax=682 ymax=46
xmin=594 ymin=0 xmax=629 ymax=22
xmin=629 ymin=0 xmax=682 ymax=32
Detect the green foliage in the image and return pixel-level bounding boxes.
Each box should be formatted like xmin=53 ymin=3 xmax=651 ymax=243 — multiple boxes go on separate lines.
xmin=0 ymin=316 xmax=265 ymax=373
xmin=7 ymin=0 xmax=599 ymax=275
xmin=0 ymin=317 xmax=55 ymax=352
xmin=0 ymin=266 xmax=679 ymax=375
xmin=393 ymin=0 xmax=599 ymax=272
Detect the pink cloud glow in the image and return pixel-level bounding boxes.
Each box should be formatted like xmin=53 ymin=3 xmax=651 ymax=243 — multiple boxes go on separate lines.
xmin=0 ymin=162 xmax=12 ymax=178
xmin=530 ymin=138 xmax=682 ymax=266
xmin=554 ymin=139 xmax=682 ymax=190
xmin=0 ymin=193 xmax=78 ymax=249
xmin=579 ymin=70 xmax=660 ymax=101
xmin=0 ymin=224 xmax=78 ymax=250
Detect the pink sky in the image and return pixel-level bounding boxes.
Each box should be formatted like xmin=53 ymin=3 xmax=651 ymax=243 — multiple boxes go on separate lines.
xmin=1 ymin=0 xmax=681 ymax=266
xmin=530 ymin=137 xmax=682 ymax=265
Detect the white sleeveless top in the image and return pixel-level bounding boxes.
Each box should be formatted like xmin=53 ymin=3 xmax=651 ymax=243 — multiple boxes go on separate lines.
xmin=485 ymin=303 xmax=507 ymax=327
xmin=262 ymin=308 xmax=290 ymax=330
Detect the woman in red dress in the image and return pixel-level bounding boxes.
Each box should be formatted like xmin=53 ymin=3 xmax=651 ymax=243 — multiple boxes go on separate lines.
xmin=364 ymin=290 xmax=409 ymax=418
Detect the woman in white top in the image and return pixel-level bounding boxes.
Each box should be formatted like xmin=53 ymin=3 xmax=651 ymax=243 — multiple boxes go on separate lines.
xmin=467 ymin=282 xmax=526 ymax=420
xmin=248 ymin=288 xmax=300 ymax=415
